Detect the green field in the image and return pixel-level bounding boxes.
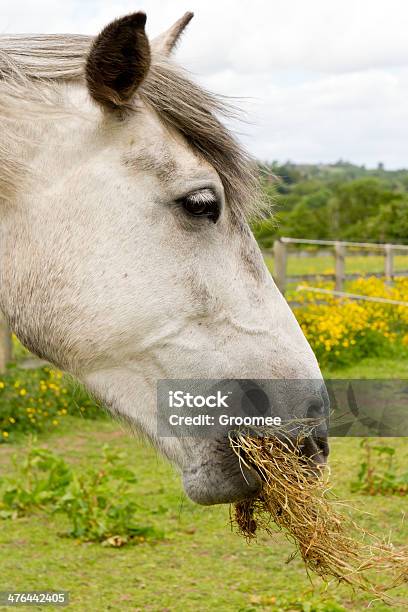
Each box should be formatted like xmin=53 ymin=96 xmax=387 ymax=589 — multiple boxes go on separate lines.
xmin=1 ymin=357 xmax=408 ymax=611
xmin=264 ymin=254 xmax=408 ymax=277
xmin=324 ymin=355 xmax=408 ymax=379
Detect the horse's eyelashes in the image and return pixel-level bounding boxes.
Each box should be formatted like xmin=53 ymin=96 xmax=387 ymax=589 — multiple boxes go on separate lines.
xmin=179 ymin=189 xmax=220 ymax=223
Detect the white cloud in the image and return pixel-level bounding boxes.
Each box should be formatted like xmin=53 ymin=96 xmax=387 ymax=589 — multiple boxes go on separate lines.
xmin=1 ymin=0 xmax=408 ymax=167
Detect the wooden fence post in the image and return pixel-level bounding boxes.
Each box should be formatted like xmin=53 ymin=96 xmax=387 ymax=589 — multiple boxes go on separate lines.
xmin=384 ymin=244 xmax=394 ymax=284
xmin=273 ymin=239 xmax=287 ymax=294
xmin=0 ymin=312 xmax=12 ymax=373
xmin=334 ymin=242 xmax=345 ymax=292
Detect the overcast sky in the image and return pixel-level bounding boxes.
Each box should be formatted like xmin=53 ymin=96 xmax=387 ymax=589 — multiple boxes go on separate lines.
xmin=1 ymin=0 xmax=407 ymax=168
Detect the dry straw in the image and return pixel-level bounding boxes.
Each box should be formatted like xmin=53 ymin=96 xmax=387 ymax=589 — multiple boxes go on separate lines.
xmin=230 ymin=429 xmax=408 ymax=604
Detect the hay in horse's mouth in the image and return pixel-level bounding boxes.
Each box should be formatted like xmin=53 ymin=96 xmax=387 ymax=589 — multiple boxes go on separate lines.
xmin=230 ymin=431 xmax=408 ymax=605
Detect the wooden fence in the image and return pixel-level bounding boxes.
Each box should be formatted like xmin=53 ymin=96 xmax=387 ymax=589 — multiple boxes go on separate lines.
xmin=270 ymin=237 xmax=408 ymax=295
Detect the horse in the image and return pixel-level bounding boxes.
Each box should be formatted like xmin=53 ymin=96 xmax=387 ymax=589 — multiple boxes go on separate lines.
xmin=0 ymin=11 xmax=328 ymax=505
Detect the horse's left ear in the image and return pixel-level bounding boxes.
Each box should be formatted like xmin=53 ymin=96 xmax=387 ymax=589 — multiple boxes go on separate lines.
xmin=86 ymin=12 xmax=151 ymax=111
xmin=152 ymin=12 xmax=194 ymax=56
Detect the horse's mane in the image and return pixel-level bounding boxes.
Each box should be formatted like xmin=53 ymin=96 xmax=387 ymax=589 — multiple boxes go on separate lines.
xmin=0 ymin=34 xmax=263 ymax=218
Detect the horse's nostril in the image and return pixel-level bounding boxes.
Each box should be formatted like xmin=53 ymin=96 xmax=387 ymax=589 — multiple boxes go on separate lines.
xmin=312 ymin=434 xmax=330 ymax=458
xmin=300 ymin=435 xmax=317 ymax=458
xmin=299 ymin=433 xmax=329 ymax=463
xmin=306 ymin=399 xmax=326 ymax=420
xmin=304 ymin=392 xmax=330 ymax=462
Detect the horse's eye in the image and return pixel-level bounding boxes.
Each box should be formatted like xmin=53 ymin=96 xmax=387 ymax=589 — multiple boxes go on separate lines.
xmin=180 ymin=189 xmax=220 ymax=223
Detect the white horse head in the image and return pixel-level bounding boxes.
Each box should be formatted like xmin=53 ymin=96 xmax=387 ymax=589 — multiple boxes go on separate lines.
xmin=0 ymin=12 xmax=328 ymax=504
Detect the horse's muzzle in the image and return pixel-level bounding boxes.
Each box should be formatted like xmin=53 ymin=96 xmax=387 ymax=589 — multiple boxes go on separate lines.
xmin=182 ymin=384 xmax=330 ymax=505
xmin=182 ymin=439 xmax=263 ymax=505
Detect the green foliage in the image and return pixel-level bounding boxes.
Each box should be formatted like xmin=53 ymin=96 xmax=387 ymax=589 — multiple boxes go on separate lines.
xmin=0 ymin=445 xmax=72 ymax=518
xmin=57 ymin=445 xmax=159 ymax=543
xmin=279 ymin=199 xmax=331 ymax=240
xmin=368 ymin=195 xmax=408 ymax=242
xmin=253 ymin=162 xmax=408 ymax=247
xmin=0 ymin=443 xmax=161 ymax=545
xmin=351 ymin=439 xmax=408 ymax=496
xmin=0 ymin=365 xmax=103 ymax=442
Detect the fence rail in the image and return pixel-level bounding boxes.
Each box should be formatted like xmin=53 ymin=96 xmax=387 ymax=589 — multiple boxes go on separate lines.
xmin=296 ymin=286 xmax=408 ymax=307
xmin=279 ymin=237 xmax=408 ymax=250
xmin=271 ymin=271 xmax=408 ymax=283
xmin=270 ymin=237 xmax=408 ymax=294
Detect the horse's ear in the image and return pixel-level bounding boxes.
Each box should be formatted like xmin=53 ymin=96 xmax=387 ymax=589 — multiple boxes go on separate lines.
xmin=151 ymin=12 xmax=194 ymax=56
xmin=85 ymin=12 xmax=151 ymax=111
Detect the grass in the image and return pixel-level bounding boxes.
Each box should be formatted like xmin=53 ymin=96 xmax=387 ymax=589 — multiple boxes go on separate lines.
xmin=323 ymin=354 xmax=408 ymax=379
xmin=0 ymin=357 xmax=407 ymax=611
xmin=264 ymin=254 xmax=408 ymax=277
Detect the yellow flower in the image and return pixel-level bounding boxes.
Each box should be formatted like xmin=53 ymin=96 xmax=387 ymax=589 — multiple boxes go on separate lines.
xmin=0 ymin=381 xmax=5 ymax=389
xmin=19 ymin=389 xmax=27 ymax=396
xmin=293 ymin=276 xmax=408 ymax=366
xmin=9 ymin=417 xmax=15 ymax=424
xmin=2 ymin=431 xmax=9 ymax=438
xmin=52 ymin=420 xmax=59 ymax=426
